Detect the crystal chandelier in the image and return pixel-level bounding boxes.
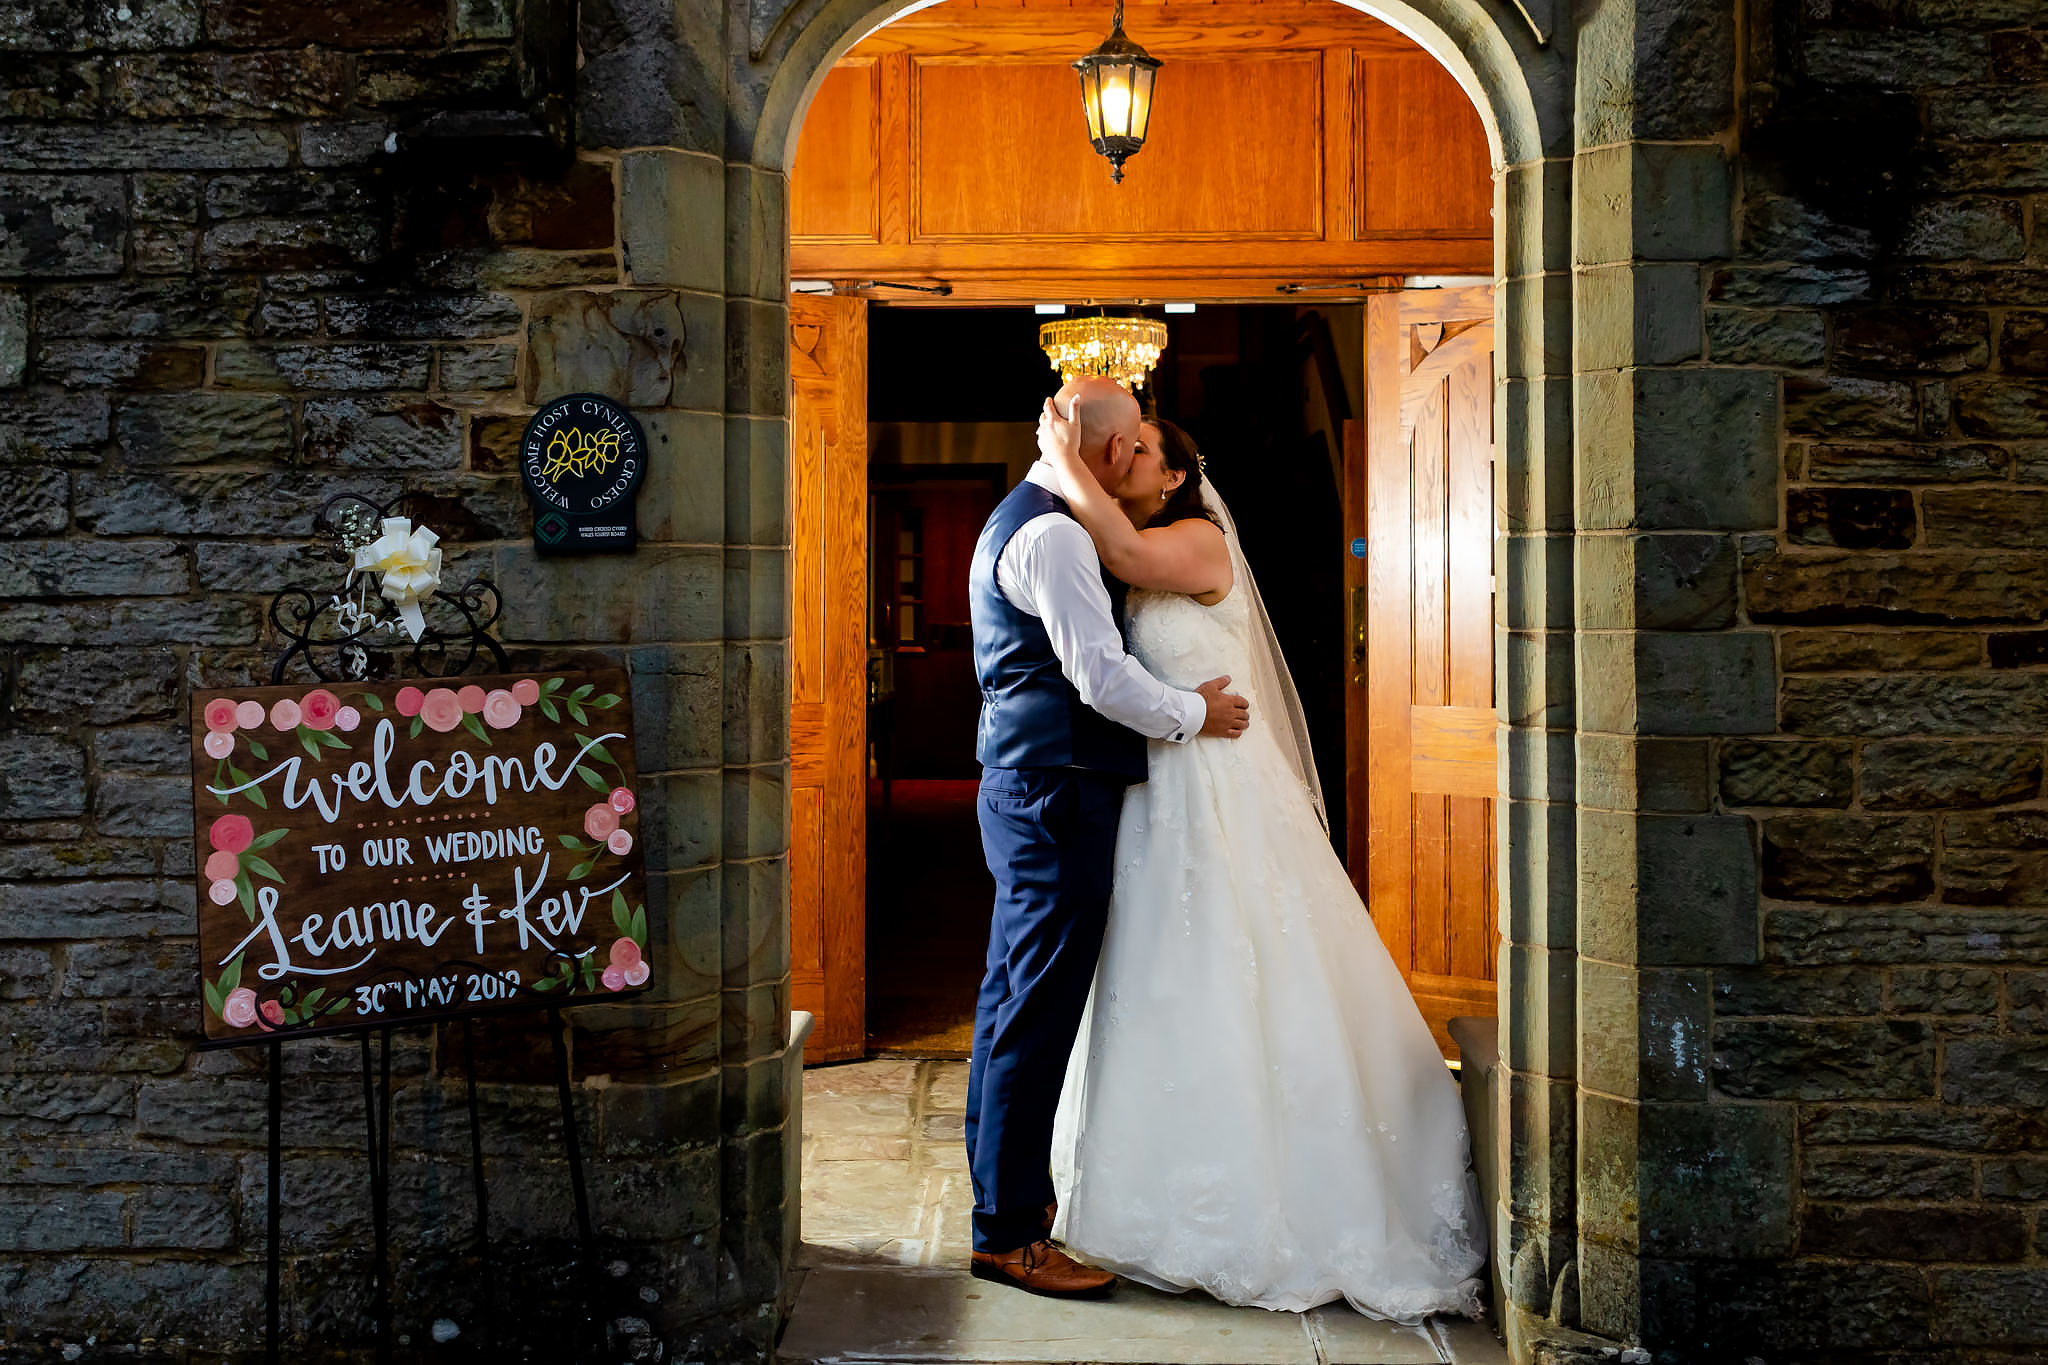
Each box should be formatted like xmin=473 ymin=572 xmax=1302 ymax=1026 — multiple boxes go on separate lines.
xmin=1038 ymin=315 xmax=1169 ymax=390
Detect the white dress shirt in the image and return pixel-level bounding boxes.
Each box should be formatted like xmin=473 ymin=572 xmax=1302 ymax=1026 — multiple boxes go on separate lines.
xmin=994 ymin=462 xmax=1206 ymax=745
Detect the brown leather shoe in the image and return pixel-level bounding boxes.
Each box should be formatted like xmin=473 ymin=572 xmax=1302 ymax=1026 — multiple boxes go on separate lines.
xmin=970 ymin=1240 xmax=1116 ymax=1299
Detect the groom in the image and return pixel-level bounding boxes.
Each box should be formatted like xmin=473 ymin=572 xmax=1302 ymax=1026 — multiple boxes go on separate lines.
xmin=964 ymin=376 xmax=1249 ymax=1297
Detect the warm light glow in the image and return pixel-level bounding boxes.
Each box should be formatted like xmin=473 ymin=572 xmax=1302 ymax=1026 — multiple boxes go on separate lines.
xmin=1039 ymin=316 xmax=1168 ymax=390
xmin=1099 ymin=75 xmax=1132 ymax=134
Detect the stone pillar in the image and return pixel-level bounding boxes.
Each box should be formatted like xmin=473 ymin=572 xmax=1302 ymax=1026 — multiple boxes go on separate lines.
xmin=1567 ymin=0 xmax=1795 ymax=1346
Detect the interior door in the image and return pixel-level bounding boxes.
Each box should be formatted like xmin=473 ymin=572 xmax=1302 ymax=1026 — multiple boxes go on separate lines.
xmin=1348 ymin=286 xmax=1498 ymax=1059
xmin=788 ymin=293 xmax=868 ymax=1063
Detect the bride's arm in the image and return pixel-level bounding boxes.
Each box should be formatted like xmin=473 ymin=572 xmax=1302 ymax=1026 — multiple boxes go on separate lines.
xmin=1037 ymin=397 xmax=1233 ymax=596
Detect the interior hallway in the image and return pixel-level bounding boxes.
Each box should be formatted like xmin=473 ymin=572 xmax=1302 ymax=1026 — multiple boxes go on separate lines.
xmin=782 ymin=1059 xmax=1506 ymax=1365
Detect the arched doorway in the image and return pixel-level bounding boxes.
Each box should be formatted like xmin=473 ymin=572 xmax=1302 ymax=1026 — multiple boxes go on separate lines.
xmin=750 ymin=0 xmax=1577 ymax=1350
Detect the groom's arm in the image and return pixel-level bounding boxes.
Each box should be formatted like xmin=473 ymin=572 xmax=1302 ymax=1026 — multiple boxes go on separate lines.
xmin=998 ymin=515 xmax=1206 ymax=743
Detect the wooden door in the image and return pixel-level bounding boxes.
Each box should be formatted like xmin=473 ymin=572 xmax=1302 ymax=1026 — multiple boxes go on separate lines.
xmin=789 ymin=294 xmax=868 ymax=1063
xmin=1347 ymin=286 xmax=1497 ymax=1059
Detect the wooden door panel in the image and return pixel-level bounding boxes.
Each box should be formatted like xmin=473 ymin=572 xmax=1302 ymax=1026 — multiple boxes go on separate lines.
xmin=789 ymin=293 xmax=869 ymax=1064
xmin=1352 ymin=289 xmax=1497 ymax=1061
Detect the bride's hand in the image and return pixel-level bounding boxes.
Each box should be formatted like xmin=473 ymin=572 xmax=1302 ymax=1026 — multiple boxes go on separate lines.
xmin=1037 ymin=397 xmax=1084 ymax=487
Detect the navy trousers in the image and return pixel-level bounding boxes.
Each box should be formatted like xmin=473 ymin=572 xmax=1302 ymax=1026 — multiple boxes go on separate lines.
xmin=965 ymin=764 xmax=1124 ymax=1254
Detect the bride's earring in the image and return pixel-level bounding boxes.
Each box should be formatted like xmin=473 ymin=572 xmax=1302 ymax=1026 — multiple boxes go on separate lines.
xmin=1160 ymin=489 xmax=1169 ymax=501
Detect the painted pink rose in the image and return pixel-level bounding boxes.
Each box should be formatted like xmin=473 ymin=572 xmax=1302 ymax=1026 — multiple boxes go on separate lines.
xmin=204 ymin=697 xmax=239 ymax=732
xmin=235 ymin=699 xmax=265 ymax=729
xmin=208 ymin=878 xmax=239 ymax=906
xmin=601 ymin=964 xmax=627 ymax=992
xmin=204 ymin=849 xmax=240 ymax=882
xmin=482 ymin=689 xmax=521 ymax=730
xmin=606 ymin=828 xmax=633 ymax=856
xmin=209 ymin=813 xmax=254 ymax=853
xmin=259 ymin=999 xmax=285 ymax=1027
xmin=334 ymin=706 xmax=361 ymax=733
xmin=395 ymin=686 xmax=426 ymax=718
xmin=420 ymin=687 xmax=463 ymax=733
xmin=203 ymin=730 xmax=235 ymax=760
xmin=610 ymin=936 xmax=642 ymax=970
xmin=222 ymin=987 xmax=258 ymax=1027
xmin=584 ymin=803 xmax=620 ymax=841
xmin=511 ymin=678 xmax=541 ymax=705
xmin=456 ymin=685 xmax=487 ymax=714
xmin=269 ymin=697 xmax=301 ymax=731
xmin=623 ymin=960 xmax=650 ymax=988
xmin=608 ymin=787 xmax=636 ymax=814
xmin=300 ymin=688 xmax=340 ymax=730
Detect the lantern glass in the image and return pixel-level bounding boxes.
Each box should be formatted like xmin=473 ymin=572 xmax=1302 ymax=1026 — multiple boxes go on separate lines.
xmin=1099 ymin=69 xmax=1133 ymax=136
xmin=1127 ymin=62 xmax=1156 ymax=142
xmin=1079 ymin=65 xmax=1106 ymax=140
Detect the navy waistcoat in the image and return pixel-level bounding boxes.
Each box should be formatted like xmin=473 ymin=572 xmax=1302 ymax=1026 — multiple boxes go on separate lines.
xmin=969 ymin=481 xmax=1148 ymax=781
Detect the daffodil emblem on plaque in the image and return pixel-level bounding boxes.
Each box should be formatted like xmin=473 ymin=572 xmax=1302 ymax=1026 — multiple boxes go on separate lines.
xmin=518 ymin=393 xmax=648 ymax=555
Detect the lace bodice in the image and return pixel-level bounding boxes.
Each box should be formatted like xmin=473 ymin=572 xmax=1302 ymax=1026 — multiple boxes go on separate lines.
xmin=1125 ymin=587 xmax=1257 ymax=697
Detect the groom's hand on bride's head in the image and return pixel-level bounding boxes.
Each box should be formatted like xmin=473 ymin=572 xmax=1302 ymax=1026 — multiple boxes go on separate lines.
xmin=1196 ymin=676 xmax=1250 ymax=739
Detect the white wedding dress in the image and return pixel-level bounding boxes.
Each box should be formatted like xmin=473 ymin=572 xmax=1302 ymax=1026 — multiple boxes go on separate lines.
xmin=1049 ymin=570 xmax=1488 ymax=1322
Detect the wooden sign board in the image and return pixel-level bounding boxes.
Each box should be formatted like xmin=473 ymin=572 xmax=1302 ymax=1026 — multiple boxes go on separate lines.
xmin=188 ymin=669 xmax=649 ymax=1046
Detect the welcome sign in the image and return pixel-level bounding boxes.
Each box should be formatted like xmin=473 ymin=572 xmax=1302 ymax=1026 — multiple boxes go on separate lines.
xmin=187 ymin=669 xmax=649 ymax=1046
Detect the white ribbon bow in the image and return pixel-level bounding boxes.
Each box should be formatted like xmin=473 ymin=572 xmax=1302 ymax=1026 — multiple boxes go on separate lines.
xmin=353 ymin=516 xmax=443 ymax=641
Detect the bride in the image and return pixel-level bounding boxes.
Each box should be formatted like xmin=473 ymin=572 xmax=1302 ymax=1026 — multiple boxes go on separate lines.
xmin=1034 ymin=399 xmax=1487 ymax=1323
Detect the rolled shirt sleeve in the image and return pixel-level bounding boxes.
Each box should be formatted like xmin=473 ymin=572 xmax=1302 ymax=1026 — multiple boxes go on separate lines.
xmin=995 ymin=514 xmax=1207 ymax=744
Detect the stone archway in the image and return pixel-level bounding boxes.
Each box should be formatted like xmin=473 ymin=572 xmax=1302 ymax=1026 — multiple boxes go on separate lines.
xmin=730 ymin=1 xmax=1583 ymax=1357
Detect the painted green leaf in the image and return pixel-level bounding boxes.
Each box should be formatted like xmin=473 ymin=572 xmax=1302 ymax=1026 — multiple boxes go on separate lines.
xmin=533 ymin=976 xmax=559 ymax=991
xmin=611 ymin=889 xmax=630 ymax=937
xmin=460 ymin=712 xmax=492 ymax=745
xmin=361 ymin=693 xmax=385 ymax=712
xmin=318 ymin=729 xmax=350 ymax=750
xmin=235 ymin=871 xmax=255 ymax=920
xmin=226 ymin=763 xmax=267 ymax=810
xmin=409 ymin=716 xmax=424 ymax=739
xmin=303 ymin=987 xmax=325 ymax=1009
xmin=246 ymin=739 xmax=269 ymax=761
xmin=592 ymin=693 xmax=620 ymax=709
xmin=558 ymin=834 xmax=587 ymax=850
xmin=539 ymin=698 xmax=560 ymax=722
xmin=570 ymin=683 xmax=593 ymax=702
xmin=299 ymin=727 xmax=323 ymax=760
xmin=221 ymin=954 xmax=243 ymax=996
xmin=247 ymin=827 xmax=288 ymax=851
xmin=325 ymin=997 xmax=350 ymax=1015
xmin=575 ymin=765 xmax=606 ymax=792
xmin=204 ymin=978 xmax=224 ymax=1018
xmin=243 ymin=854 xmax=283 ymax=884
xmin=566 ymin=702 xmax=587 ymax=725
xmin=543 ymin=677 xmax=565 ymax=694
xmin=567 ymin=858 xmax=595 ymax=881
xmin=575 ymin=735 xmax=614 ymax=765
xmin=631 ymin=905 xmax=647 ymax=947
xmin=282 ymin=1008 xmax=301 ymax=1026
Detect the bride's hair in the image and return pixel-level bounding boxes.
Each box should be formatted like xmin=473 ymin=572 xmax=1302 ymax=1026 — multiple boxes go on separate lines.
xmin=1148 ymin=417 xmax=1222 ymax=530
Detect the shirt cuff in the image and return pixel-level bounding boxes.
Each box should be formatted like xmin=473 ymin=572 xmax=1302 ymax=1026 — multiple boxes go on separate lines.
xmin=1163 ymin=686 xmax=1205 ymax=743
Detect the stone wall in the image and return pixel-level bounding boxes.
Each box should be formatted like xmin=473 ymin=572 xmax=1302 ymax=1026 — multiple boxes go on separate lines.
xmin=0 ymin=2 xmax=788 ymax=1360
xmin=1567 ymin=0 xmax=2048 ymax=1355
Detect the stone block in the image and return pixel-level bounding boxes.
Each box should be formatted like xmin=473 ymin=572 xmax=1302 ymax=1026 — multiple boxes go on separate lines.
xmin=1889 ymin=967 xmax=2001 ymax=1017
xmin=300 ymin=119 xmax=399 ymax=167
xmin=1499 ymin=375 xmax=1573 ymax=534
xmin=107 ymin=49 xmax=350 ymax=118
xmin=1577 ymin=368 xmax=1777 ymax=532
xmin=576 ymin=0 xmax=723 ymax=155
xmin=0 ymin=174 xmax=124 ymax=276
xmin=114 ymin=393 xmax=290 ymax=465
xmin=0 ymin=1187 xmax=128 ymax=1251
xmin=1805 ymin=441 xmax=2007 ymax=482
xmin=1746 ymin=549 xmax=2048 ymax=626
xmin=203 ymin=0 xmax=446 ymax=47
xmin=7 ymin=880 xmax=187 ymax=939
xmin=437 ymin=344 xmax=519 ymax=391
xmin=1863 ymin=741 xmax=2043 ymax=808
xmin=0 ymin=469 xmax=67 ymax=535
xmin=1900 ymin=196 xmax=2028 ymax=261
xmin=725 ymin=415 xmax=788 ymax=547
xmin=1767 ymin=905 xmax=2048 ymax=967
xmin=525 ymin=290 xmax=685 ymax=408
xmin=205 ymin=172 xmax=382 ymax=222
xmin=1838 ymin=308 xmax=1991 ymax=375
xmin=94 ymin=726 xmax=189 ymax=773
xmin=634 ymin=409 xmax=723 ymax=544
xmin=1578 ymin=960 xmax=1708 ymax=1099
xmin=1762 ymin=813 xmax=1934 ymax=903
xmin=34 ymin=339 xmax=205 ymax=390
xmin=1714 ymin=1018 xmax=1934 ymax=1100
xmin=626 ymin=643 xmax=721 ymax=774
xmin=96 ymin=774 xmax=191 ymax=837
xmin=724 ymin=764 xmax=788 ymax=863
xmin=1803 ymin=1147 xmax=1974 ymax=1202
xmin=1708 ymin=264 xmax=1870 ymax=307
xmin=302 ymin=395 xmax=463 ymax=470
xmin=1783 ymin=630 xmax=1982 ymax=672
xmin=36 ymin=278 xmax=258 ymax=338
xmin=1573 ymin=0 xmax=1734 ymax=143
xmin=1925 ymin=143 xmax=2048 ymax=194
xmin=358 ymin=49 xmax=519 ymax=108
xmin=617 ymin=150 xmax=723 ymax=294
xmin=1719 ymin=740 xmax=1853 ymax=809
xmin=1703 ymin=307 xmax=1824 ymax=366
xmin=721 ymin=855 xmax=787 ymax=991
xmin=0 ymin=122 xmax=291 ymax=169
xmin=1576 ymin=534 xmax=1738 ymax=630
xmin=1803 ymin=1204 xmax=2023 ymax=1262
xmin=1577 ymin=734 xmax=1710 ymax=813
xmin=494 ymin=544 xmax=721 ymax=644
xmin=1740 ymin=190 xmax=1875 ymax=264
xmin=0 ymin=54 xmax=103 ymax=118
xmin=1713 ymin=965 xmax=1879 ymax=1018
xmin=1923 ymin=489 xmax=2048 ymax=551
xmin=721 ymin=643 xmax=787 ymax=768
xmin=0 ymin=733 xmax=87 ymax=820
xmin=15 ymin=646 xmax=177 ymax=725
xmin=0 ymin=538 xmax=188 ymax=597
xmin=324 ymin=292 xmax=522 ymax=340
xmin=217 ymin=342 xmax=430 ymax=392
xmin=1578 ymin=1095 xmax=1794 ymax=1258
xmin=1575 ymin=143 xmax=1732 ymax=266
xmin=0 ymin=288 xmax=25 ymax=386
xmin=2014 ymin=972 xmax=2048 ymax=1031
xmin=725 ymin=546 xmax=789 ymax=642
xmin=1895 ymin=265 xmax=2048 ymax=307
xmin=643 ymin=770 xmax=719 ymax=876
xmin=1579 ymin=809 xmax=1758 ymax=965
xmin=1577 ymin=631 xmax=1775 ymax=736
xmin=1784 ymin=375 xmax=1918 ymax=438
xmin=1805 ymin=27 xmax=1991 ymax=85
xmin=1788 ymin=671 xmax=2048 ymax=737
xmin=1943 ymin=1039 xmax=2048 ymax=1108
xmin=200 ymin=215 xmax=384 ymax=272
xmin=600 ymin=1072 xmax=719 ymax=1158
xmin=1787 ymin=487 xmax=1916 ymax=550
xmin=1804 ymin=1100 xmax=2048 ymax=1151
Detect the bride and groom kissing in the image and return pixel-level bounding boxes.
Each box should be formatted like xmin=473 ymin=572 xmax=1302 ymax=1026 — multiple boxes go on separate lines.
xmin=963 ymin=376 xmax=1487 ymax=1321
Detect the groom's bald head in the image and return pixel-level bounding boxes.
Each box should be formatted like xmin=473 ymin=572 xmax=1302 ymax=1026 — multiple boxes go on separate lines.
xmin=1053 ymin=376 xmax=1142 ymax=490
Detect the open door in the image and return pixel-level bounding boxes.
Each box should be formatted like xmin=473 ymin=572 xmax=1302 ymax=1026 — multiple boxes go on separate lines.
xmin=1347 ymin=286 xmax=1498 ymax=1059
xmin=789 ymin=293 xmax=868 ymax=1063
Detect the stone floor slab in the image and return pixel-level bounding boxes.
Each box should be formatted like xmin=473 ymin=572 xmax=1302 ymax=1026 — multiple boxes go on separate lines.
xmin=779 ymin=1266 xmax=1322 ymax=1365
xmin=1432 ymin=1316 xmax=1509 ymax=1364
xmin=1304 ymin=1305 xmax=1443 ymax=1365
